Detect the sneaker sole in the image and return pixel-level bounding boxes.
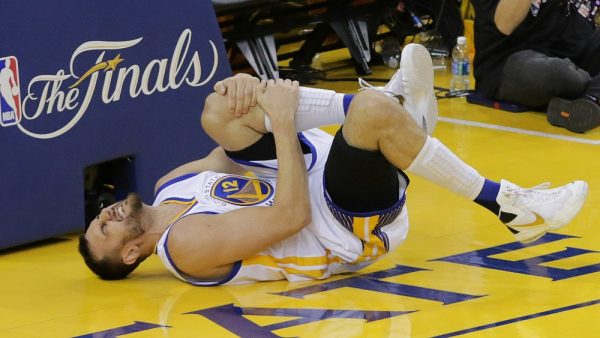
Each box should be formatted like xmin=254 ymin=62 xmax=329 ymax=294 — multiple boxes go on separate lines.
xmin=400 ymin=44 xmax=438 ymax=134
xmin=547 ymin=98 xmax=600 ymax=133
xmin=512 ymin=181 xmax=589 ymax=243
xmin=400 ymin=44 xmax=434 ymax=95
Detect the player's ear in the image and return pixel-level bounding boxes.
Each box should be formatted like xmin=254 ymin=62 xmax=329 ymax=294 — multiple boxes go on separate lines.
xmin=121 ymin=243 xmax=141 ymax=265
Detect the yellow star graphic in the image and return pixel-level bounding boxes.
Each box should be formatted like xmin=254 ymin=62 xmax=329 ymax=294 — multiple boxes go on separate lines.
xmin=105 ymin=54 xmax=124 ymax=72
xmin=69 ymin=54 xmax=125 ymax=88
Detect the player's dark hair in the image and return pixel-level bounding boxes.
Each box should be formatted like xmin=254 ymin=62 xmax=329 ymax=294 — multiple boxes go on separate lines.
xmin=78 ymin=234 xmax=143 ymax=280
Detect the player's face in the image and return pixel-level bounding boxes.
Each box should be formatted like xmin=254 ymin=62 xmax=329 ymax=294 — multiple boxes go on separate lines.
xmin=85 ymin=193 xmax=145 ymax=261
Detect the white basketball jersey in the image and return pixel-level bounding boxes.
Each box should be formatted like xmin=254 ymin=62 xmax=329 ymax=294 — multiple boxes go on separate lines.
xmin=155 ymin=129 xmax=409 ymax=285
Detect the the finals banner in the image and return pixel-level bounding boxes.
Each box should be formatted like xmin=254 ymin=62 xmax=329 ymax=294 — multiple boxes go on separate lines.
xmin=0 ymin=0 xmax=231 ymax=248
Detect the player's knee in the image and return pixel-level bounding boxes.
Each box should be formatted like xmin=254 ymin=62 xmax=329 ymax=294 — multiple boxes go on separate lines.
xmin=201 ymin=92 xmax=234 ymax=136
xmin=348 ymin=90 xmax=399 ymax=126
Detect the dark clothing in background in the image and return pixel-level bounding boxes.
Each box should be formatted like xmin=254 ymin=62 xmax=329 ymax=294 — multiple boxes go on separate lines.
xmin=472 ymin=0 xmax=599 ymax=105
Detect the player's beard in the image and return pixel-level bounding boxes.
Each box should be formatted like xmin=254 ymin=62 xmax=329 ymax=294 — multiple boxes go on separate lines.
xmin=121 ymin=193 xmax=145 ymax=244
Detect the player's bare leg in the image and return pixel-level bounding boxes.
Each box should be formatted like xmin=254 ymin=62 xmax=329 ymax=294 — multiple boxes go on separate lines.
xmin=342 ymin=90 xmax=588 ymax=243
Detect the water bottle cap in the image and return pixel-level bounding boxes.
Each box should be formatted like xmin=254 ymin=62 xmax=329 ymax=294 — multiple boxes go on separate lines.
xmin=457 ymin=36 xmax=467 ymax=45
xmin=387 ymin=56 xmax=399 ymax=69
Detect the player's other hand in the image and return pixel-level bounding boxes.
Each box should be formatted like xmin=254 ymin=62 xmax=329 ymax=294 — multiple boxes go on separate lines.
xmin=256 ymin=79 xmax=299 ymax=130
xmin=213 ymin=73 xmax=260 ymax=117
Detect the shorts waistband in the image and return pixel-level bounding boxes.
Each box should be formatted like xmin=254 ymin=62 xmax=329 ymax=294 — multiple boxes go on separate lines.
xmin=323 ymin=187 xmax=406 ymax=235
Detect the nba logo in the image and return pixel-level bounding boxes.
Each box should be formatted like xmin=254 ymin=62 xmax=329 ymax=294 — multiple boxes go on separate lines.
xmin=0 ymin=56 xmax=22 ymax=127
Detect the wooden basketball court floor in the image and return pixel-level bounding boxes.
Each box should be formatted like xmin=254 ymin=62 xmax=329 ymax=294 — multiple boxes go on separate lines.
xmin=1 ymin=60 xmax=600 ymax=338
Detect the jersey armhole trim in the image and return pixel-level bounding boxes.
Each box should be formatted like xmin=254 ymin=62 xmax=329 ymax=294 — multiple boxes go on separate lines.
xmin=298 ymin=132 xmax=317 ymax=171
xmin=161 ymin=211 xmax=242 ymax=286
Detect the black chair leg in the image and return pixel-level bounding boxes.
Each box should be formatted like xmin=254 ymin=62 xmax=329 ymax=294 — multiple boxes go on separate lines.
xmin=236 ymin=35 xmax=279 ymax=79
xmin=289 ymin=23 xmax=332 ymax=69
xmin=330 ymin=17 xmax=372 ymax=75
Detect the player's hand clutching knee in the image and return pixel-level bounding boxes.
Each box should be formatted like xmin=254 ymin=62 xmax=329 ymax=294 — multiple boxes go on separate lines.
xmin=256 ymin=79 xmax=299 ymax=131
xmin=213 ymin=73 xmax=260 ymax=117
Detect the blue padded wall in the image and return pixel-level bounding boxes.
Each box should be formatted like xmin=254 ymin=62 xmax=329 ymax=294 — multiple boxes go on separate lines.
xmin=0 ymin=0 xmax=231 ymax=248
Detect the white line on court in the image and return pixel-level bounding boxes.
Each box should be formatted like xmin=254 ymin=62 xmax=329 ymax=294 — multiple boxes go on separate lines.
xmin=439 ymin=117 xmax=600 ymax=145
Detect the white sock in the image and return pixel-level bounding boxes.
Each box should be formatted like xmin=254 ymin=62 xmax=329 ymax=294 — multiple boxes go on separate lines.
xmin=407 ymin=136 xmax=485 ymax=200
xmin=264 ymin=87 xmax=347 ymax=132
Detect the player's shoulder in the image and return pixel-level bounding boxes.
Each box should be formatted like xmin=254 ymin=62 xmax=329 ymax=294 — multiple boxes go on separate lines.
xmin=165 ymin=213 xmax=235 ymax=281
xmin=166 ymin=212 xmax=214 ymax=248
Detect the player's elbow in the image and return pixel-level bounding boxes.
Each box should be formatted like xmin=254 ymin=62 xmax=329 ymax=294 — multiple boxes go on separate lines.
xmin=299 ymin=203 xmax=312 ymax=226
xmin=280 ymin=202 xmax=311 ymax=231
xmin=293 ymin=202 xmax=312 ymax=229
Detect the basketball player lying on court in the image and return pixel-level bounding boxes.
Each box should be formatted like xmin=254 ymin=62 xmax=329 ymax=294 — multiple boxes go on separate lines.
xmin=79 ymin=44 xmax=589 ymax=285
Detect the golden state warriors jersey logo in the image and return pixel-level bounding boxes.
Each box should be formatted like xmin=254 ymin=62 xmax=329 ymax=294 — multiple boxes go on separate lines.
xmin=211 ymin=175 xmax=274 ymax=206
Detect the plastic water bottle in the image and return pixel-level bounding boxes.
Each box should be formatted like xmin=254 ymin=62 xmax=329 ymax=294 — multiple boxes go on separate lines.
xmin=450 ymin=36 xmax=470 ymax=93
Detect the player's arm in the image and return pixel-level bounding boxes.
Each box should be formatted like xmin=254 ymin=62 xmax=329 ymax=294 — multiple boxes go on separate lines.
xmin=494 ymin=0 xmax=531 ymax=35
xmin=167 ymin=79 xmax=311 ymax=280
xmin=154 ymin=147 xmax=246 ymax=193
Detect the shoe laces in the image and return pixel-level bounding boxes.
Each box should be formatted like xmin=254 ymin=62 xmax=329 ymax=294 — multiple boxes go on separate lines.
xmin=358 ymin=78 xmax=384 ymax=91
xmin=503 ymin=182 xmax=559 ymax=206
xmin=358 ymin=78 xmax=404 ymax=104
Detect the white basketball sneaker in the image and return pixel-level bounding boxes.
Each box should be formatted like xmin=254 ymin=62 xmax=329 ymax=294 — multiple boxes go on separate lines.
xmin=359 ymin=43 xmax=438 ymax=135
xmin=497 ymin=179 xmax=588 ymax=243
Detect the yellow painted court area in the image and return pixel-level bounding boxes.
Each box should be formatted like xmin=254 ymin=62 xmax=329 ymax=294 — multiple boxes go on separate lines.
xmin=1 ymin=62 xmax=600 ymax=338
